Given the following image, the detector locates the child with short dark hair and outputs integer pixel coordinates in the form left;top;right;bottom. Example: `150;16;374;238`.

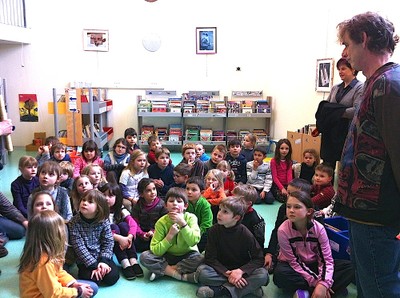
103;138;130;183
246;145;274;204
146;135;162;165
195;143;210;162
124;127;140;155
72;140;105;179
171;163;191;189
310;163;335;209
203;144;227;174
196;197;268;298
140;187;203;283
241;133;257;162
50;142;72;163
292;148;320;185
68;189;119;286
132;178;168;252
186;176;213;253
148;147;175;198
232;184;265;249
179;143;204;178
225;138;247;184
273;190;354;297
11;156;40;218
36;136;59;166
59;161;74;193
28;161;72;222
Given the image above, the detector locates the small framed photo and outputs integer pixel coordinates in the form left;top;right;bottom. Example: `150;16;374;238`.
83;29;109;52
196;27;217;54
316;58;334;92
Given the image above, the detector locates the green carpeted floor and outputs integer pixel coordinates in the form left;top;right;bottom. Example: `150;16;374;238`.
0;148;356;297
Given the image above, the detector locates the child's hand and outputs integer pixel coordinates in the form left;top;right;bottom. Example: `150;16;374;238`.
188;159;195;166
98;262;111;276
90;268;103;281
253;160;260;170
260;191;266;199
168;211;185;226
142;231;153;241
281;188;288;196
73;282;94;298
312;283;329;298
226;269;247;288
264;253;273;268
153;179;164;188
166;223;180;241
118;235;132;250
210;182;216;191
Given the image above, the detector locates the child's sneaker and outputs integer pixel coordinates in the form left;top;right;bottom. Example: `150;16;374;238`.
293;289;310;298
132;263;144;277
196;285;230;297
122;266;136;280
149;272;161;281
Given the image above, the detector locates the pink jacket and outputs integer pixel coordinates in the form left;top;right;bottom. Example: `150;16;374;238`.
277;219;334;289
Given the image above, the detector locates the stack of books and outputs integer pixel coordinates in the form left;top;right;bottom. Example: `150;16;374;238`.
156;127;168;141
256;100;270;113
141;125;155;142
227;101;240;113
185;126;200;141
241;100;253;113
226;130;238;142
213;130;225;142
200;129;213;141
253;129;268;143
169;124;183;141
168;97;182;113
138;100;151;112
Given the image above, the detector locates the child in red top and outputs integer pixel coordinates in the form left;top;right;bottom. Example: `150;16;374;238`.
270;138;293;203
310;163;335;209
216;160;235;196
146;135;162;165
203;169;226;223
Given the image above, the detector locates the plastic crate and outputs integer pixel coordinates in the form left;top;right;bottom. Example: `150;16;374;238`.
324;216;350;260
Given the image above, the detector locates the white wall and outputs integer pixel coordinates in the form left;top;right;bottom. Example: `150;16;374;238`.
1;0;399;146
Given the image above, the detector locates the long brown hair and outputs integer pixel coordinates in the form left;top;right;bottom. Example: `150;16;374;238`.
19;210;66;273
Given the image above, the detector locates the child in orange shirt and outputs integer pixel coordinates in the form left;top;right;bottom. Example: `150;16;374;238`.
203;169;226;223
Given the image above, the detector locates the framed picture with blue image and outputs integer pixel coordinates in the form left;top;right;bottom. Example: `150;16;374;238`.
196;27;217;54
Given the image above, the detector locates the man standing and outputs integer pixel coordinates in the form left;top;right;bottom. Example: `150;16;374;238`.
334;12;400;298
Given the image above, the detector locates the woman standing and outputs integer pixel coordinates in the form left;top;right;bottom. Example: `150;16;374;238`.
315;58;364;171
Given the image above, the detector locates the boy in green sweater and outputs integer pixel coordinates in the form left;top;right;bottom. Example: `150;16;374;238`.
140;187;203;282
186;176;213;253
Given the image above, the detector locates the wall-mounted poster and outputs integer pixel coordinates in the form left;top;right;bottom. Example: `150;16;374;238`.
19;94;38;122
316;58;334;92
83;29;109;52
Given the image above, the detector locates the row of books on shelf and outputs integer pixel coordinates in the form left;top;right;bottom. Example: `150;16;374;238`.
140;125;268;143
138;98;270;114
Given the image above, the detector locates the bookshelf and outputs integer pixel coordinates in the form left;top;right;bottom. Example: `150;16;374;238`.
138;90;183;147
49;88;113;148
137;90;272;148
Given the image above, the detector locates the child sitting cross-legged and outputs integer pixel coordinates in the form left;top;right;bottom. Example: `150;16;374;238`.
140;187;204;283
196;197;269;298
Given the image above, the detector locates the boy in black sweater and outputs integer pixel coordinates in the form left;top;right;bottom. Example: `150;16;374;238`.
196;197;268;298
225;139;247;184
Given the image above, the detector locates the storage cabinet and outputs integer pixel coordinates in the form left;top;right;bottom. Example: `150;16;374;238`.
287;131;321;163
49;88;113;148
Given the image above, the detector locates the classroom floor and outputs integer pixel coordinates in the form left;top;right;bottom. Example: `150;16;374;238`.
0;148;357;297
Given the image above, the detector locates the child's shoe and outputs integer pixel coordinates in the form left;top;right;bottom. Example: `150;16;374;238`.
293;289;310;298
149;272;161;281
0;246;8;258
196;285;230;297
132;263;144;277
122;266;136;280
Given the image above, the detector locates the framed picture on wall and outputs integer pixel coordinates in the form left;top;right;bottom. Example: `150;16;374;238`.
196;27;217;54
315;58;334;92
83;29;109;52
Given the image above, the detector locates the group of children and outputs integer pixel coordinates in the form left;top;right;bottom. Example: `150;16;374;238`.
2;128;355;298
